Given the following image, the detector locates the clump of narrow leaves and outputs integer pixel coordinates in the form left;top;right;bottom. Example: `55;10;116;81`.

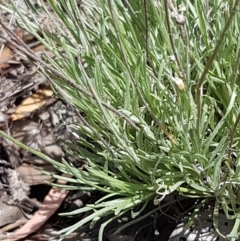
1;0;240;240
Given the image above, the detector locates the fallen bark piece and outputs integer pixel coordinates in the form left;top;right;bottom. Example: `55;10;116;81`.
2;187;68;241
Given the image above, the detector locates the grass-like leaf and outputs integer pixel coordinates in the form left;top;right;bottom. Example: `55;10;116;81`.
1;0;240;240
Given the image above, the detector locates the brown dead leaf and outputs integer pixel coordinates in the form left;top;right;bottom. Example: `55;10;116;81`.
32;44;48;53
11;87;53;121
0;40;23;76
0;44;13;70
15;28;23;40
0;28;24;71
0;27;47;73
22;33;35;43
22;31;48;52
17;163;55;186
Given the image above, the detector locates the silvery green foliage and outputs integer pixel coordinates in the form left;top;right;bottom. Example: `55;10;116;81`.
1;0;240;240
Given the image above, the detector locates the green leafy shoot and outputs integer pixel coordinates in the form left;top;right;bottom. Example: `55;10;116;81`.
1;0;240;240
